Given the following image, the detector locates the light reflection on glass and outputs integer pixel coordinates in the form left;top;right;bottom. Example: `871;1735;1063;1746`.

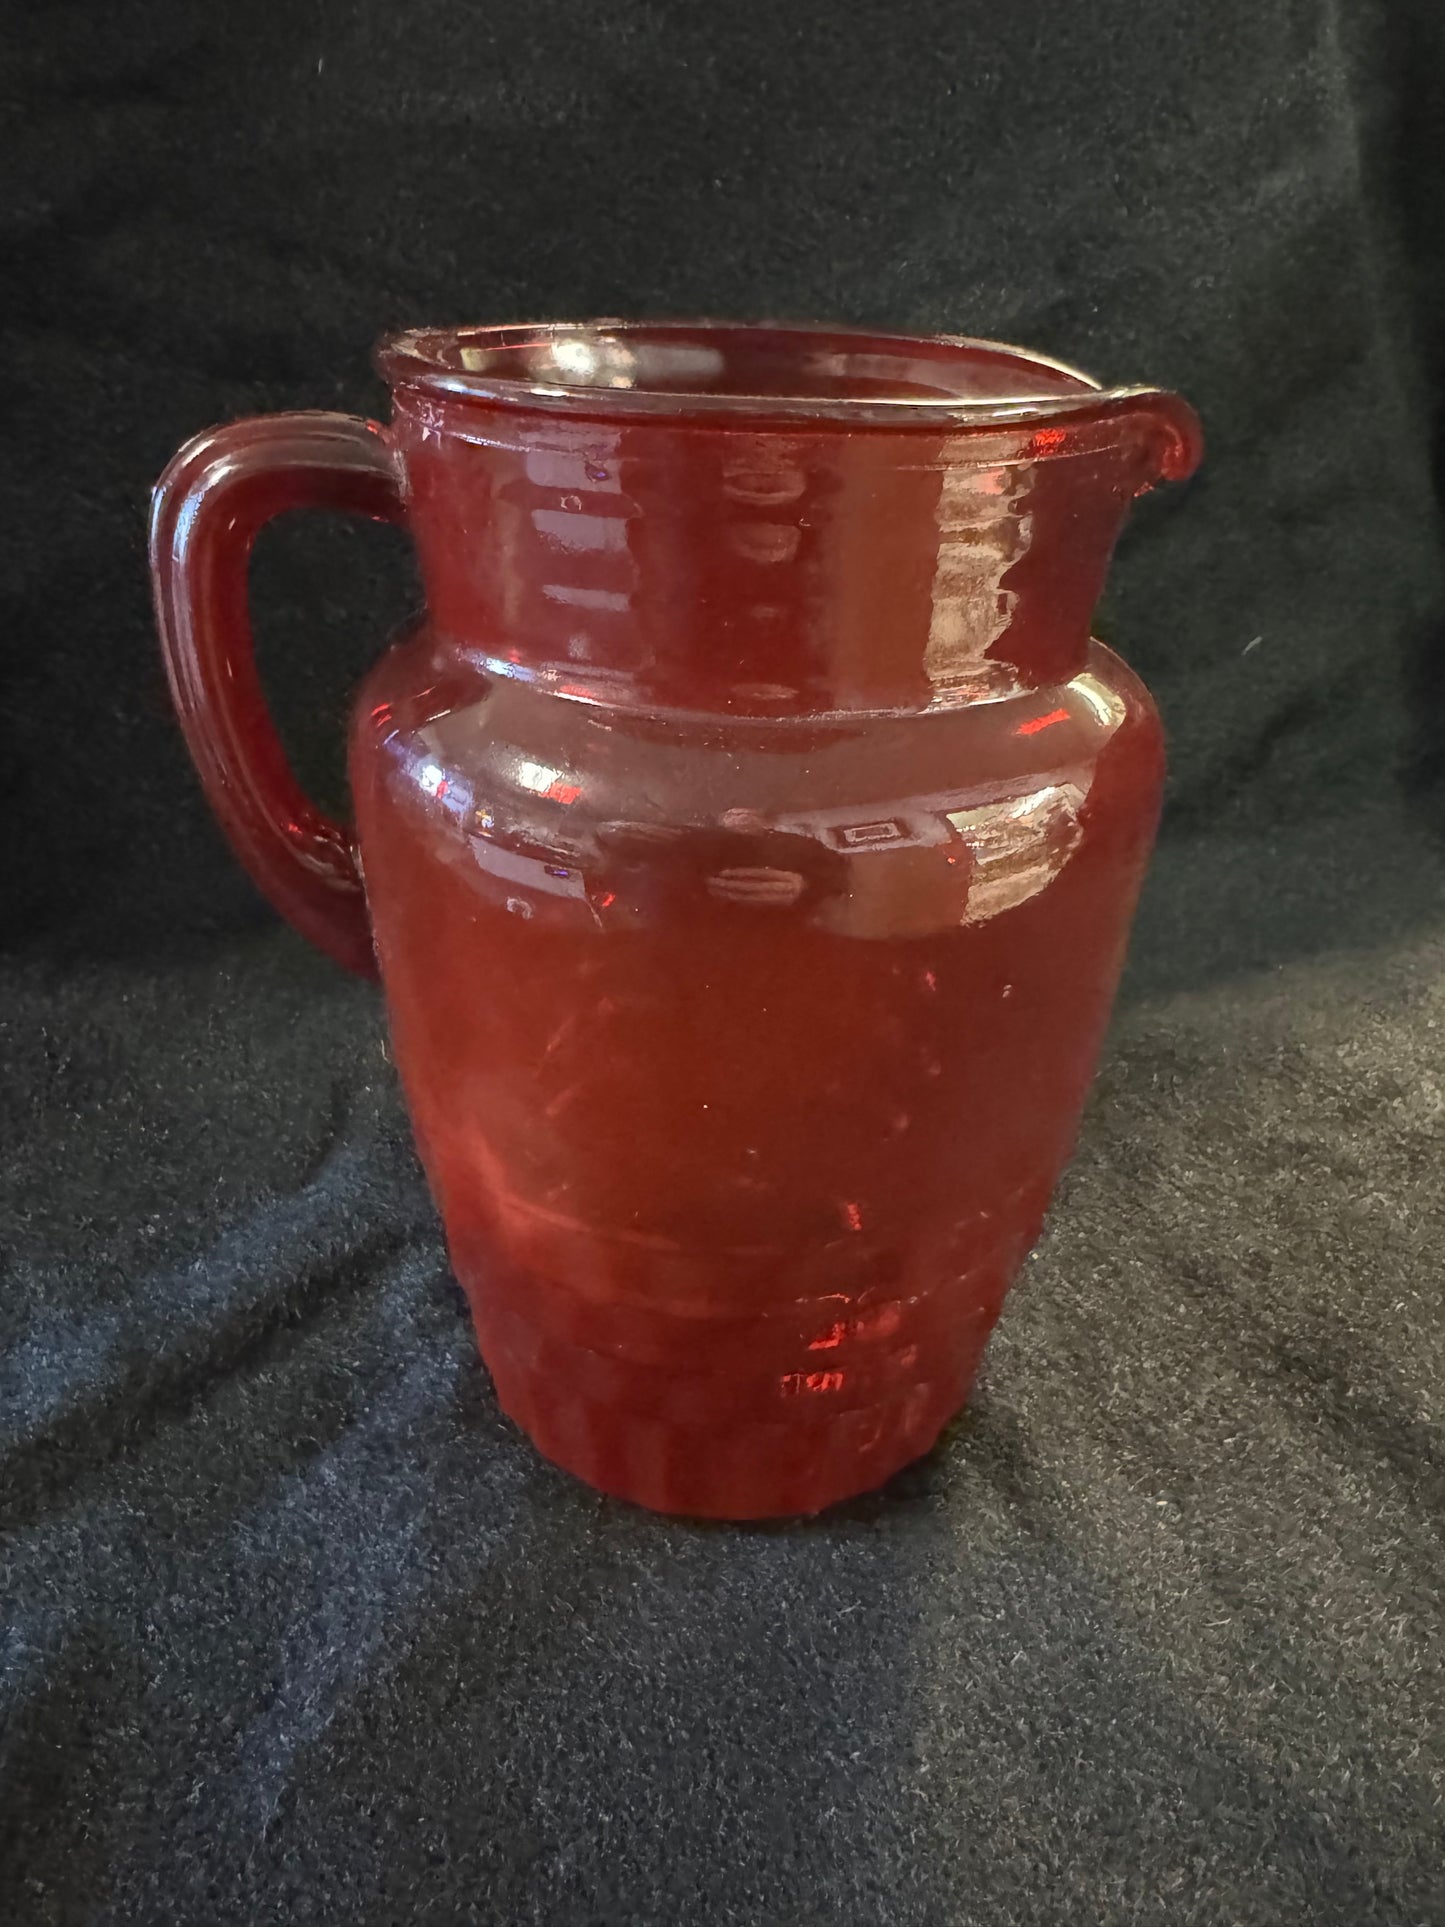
1014;705;1071;738
924;459;1032;697
780;1370;846;1396
515;759;564;795
531;508;628;554
472;841;589;902
551;337;602;383
947;783;1086;925
1069;670;1128;728
539;334;641;391
542;584;632;612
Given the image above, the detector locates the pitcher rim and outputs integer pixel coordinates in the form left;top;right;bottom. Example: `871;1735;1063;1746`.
373;317;1170;431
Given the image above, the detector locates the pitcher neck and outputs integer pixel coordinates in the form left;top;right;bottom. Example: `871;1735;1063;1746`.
389;388;1195;717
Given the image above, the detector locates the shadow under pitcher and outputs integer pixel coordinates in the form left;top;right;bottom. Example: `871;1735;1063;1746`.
149;320;1201;1518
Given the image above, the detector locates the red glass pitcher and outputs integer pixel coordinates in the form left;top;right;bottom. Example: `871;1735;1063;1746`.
149;321;1200;1517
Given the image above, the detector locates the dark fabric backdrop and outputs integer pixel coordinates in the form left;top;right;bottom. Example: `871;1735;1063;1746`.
3;2;1443;1921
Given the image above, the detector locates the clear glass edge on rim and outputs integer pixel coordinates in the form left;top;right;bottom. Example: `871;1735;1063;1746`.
372;317;1169;430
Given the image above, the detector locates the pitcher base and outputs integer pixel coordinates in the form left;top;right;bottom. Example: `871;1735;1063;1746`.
478;1324;988;1518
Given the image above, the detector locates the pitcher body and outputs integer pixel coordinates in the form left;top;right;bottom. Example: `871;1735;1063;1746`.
151;321;1200;1516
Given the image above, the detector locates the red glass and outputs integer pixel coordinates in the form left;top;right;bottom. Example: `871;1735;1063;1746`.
150;322;1201;1517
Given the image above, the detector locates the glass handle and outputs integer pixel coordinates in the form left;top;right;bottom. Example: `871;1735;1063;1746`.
148;412;406;977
